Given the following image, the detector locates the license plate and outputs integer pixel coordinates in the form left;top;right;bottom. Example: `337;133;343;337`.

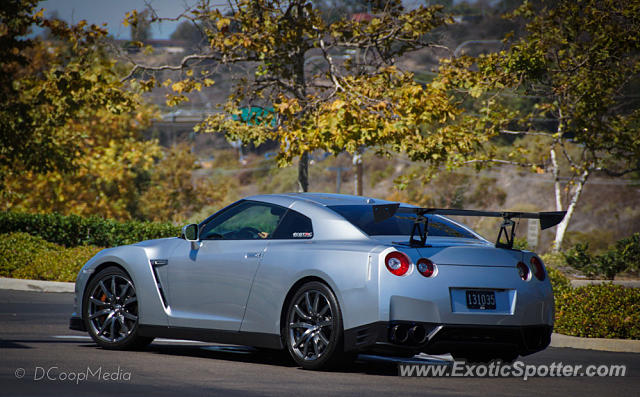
465;290;496;310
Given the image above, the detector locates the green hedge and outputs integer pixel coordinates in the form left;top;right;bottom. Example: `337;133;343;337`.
0;211;180;248
547;266;640;339
563;233;640;279
0;232;102;282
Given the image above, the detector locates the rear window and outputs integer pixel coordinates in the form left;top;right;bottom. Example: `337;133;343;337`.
328;205;477;239
271;210;313;239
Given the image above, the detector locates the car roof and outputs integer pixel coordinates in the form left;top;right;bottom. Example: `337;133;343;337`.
246;192;399;207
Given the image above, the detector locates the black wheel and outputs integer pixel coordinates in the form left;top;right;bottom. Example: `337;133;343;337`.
83;266;153;350
284;281;352;370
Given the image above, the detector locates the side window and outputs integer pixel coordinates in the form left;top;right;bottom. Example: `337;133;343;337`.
271;210;313;239
201;201;286;240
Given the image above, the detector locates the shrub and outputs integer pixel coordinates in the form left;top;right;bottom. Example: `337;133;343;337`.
13;245;103;282
546;265;572;295
0;232;58;277
542;258;639;340
564;243;602;278
0;211;180;248
563;230;614;254
615;233;640;273
563;233;640;279
554;283;640;339
540;252;565;268
512;237;529;251
0;232;102;282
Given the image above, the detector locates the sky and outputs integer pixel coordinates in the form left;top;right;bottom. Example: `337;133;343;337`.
37;0;444;40
39;0;202;40
37;0;466;40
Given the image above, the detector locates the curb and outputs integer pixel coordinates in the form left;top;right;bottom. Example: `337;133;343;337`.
0;277;74;293
1;277;639;353
550;333;640;353
570;280;640;288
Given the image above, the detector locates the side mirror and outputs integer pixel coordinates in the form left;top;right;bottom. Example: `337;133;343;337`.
182;224;199;242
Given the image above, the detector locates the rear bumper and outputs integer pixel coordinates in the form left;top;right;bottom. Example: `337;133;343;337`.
69;315;86;332
344;321;552;357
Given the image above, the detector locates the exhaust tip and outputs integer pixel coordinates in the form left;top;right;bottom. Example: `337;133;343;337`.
390;325;409;344
409;325;428;344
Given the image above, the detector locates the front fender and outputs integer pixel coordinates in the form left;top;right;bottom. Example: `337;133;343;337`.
74;244;174;327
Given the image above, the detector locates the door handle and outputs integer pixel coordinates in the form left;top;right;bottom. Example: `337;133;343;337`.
244;252;263;259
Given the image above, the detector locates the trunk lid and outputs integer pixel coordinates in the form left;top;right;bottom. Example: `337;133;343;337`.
414;244;522;267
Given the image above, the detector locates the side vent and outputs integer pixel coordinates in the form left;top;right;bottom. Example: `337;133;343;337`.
150;259;169;308
355;328;370;346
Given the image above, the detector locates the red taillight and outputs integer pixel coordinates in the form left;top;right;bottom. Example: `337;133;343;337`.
385;252;410;276
417;258;436;278
517;261;530;281
530;256;546;281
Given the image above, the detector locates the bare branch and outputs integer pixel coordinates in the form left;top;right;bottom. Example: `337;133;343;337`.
560;141;579;170
318;38;345;92
500;129;553;137
121;53;220;82
463;159;537;168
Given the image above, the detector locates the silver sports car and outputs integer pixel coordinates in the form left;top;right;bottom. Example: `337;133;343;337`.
70;193;565;369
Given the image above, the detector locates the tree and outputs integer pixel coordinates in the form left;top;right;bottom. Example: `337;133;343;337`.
312;0;395;23
0;0;143;190
2;104;162;220
170;20;204;45
139;144;229;223
129;8;152;42
1;1;232;222
124;0;489;192
437;0;640;251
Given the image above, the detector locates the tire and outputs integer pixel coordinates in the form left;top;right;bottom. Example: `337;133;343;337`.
283;281;352;370
83;266;153;350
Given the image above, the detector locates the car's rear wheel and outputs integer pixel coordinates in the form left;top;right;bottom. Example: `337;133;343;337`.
83;266;153;350
284;281;352;370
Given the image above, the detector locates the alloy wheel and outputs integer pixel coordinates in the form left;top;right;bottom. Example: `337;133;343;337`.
87;274;139;344
287;290;334;361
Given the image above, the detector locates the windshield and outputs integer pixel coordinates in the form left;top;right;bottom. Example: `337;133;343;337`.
328;205;478;239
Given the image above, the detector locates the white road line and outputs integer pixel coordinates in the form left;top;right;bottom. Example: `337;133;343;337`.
52;335;207;344
359;353;453;365
155;338;207;344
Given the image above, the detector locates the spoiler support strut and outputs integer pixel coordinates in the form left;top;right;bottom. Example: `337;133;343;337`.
372;204;566;250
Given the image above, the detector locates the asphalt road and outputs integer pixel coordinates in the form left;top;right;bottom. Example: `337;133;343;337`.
1;290;638;397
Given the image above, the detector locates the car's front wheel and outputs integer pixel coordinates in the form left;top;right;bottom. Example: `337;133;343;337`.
83;266;153;350
284;281;352;370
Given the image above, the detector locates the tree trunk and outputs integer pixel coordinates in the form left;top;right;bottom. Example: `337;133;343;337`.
550;146;563;211
297;152;309;192
552;168;590;252
353;150;363;196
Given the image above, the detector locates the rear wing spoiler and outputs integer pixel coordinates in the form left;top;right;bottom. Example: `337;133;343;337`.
372;204;566;249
